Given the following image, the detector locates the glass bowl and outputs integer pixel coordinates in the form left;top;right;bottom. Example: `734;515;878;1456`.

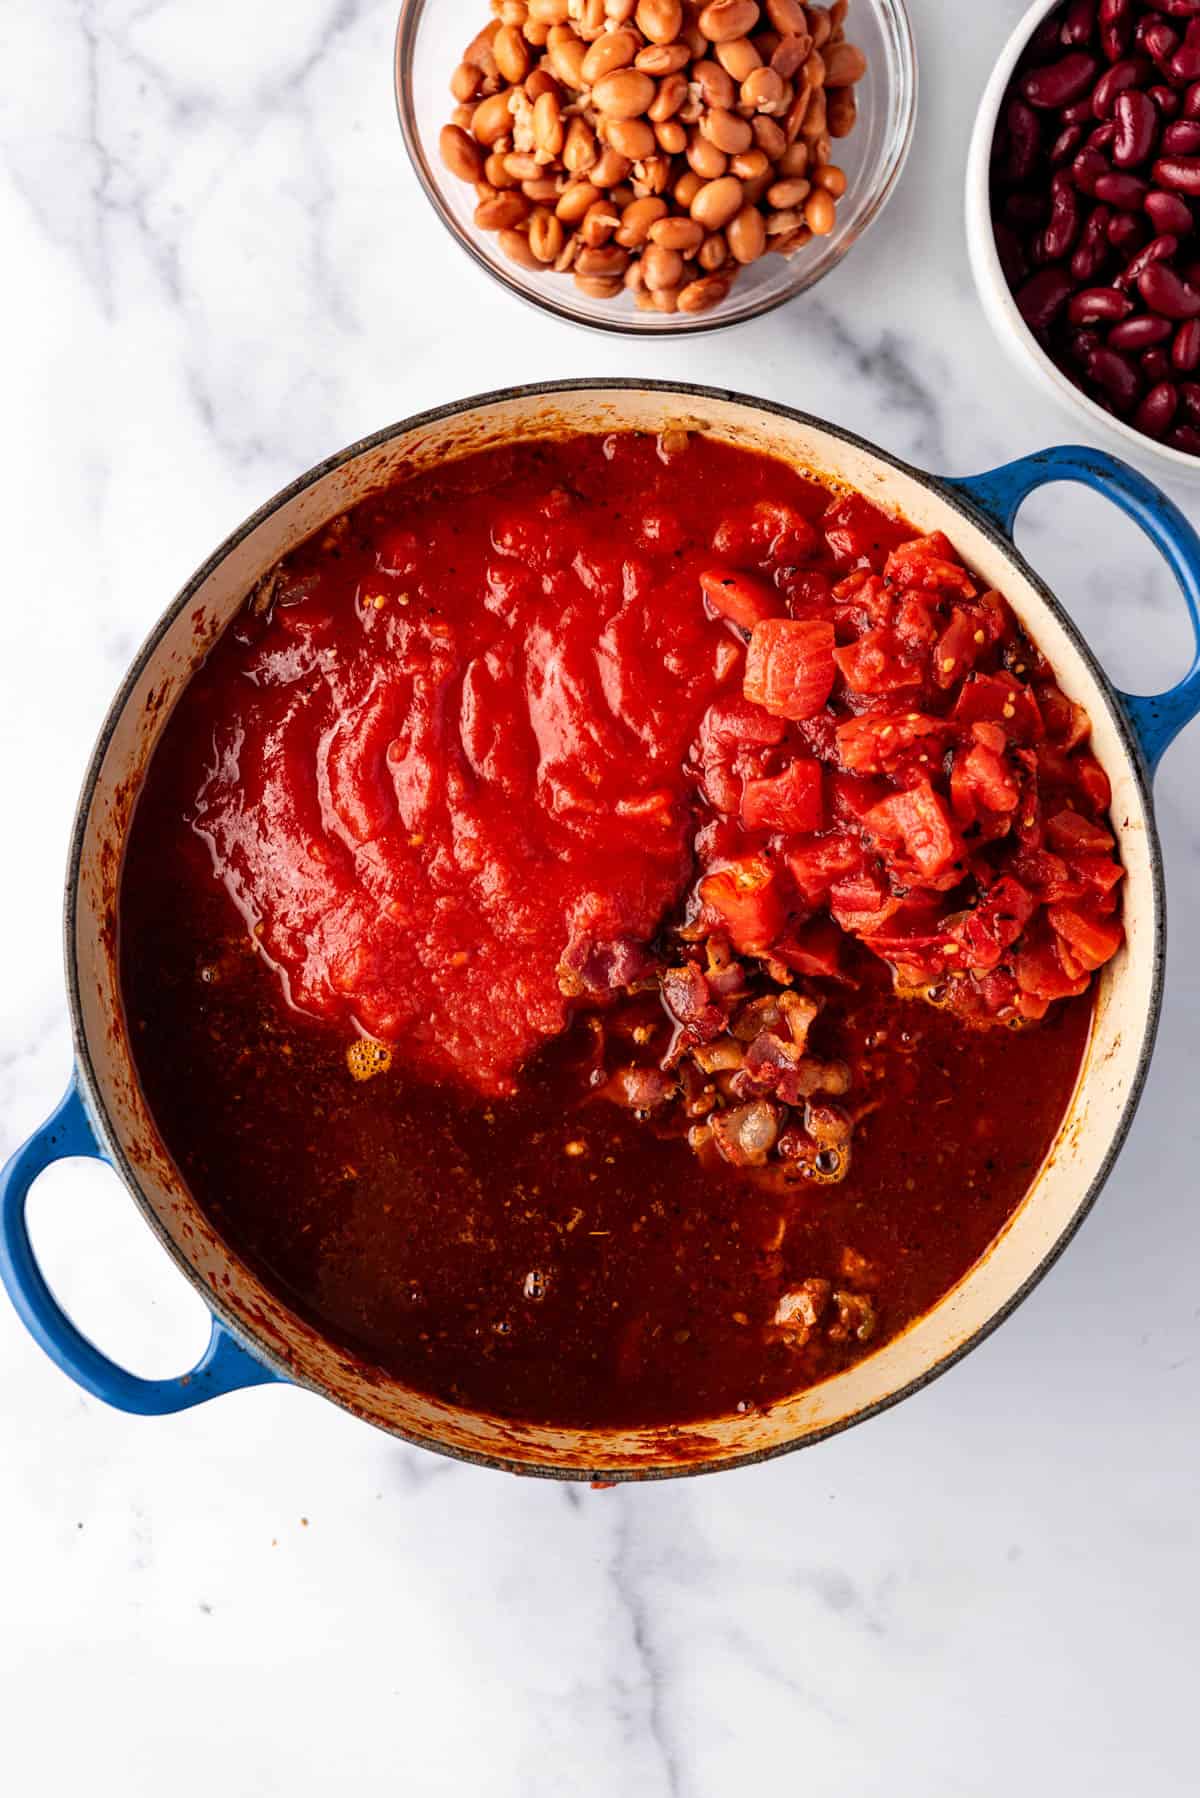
394;0;917;336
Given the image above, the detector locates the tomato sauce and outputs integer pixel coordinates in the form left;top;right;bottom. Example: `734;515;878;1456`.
119;432;1105;1429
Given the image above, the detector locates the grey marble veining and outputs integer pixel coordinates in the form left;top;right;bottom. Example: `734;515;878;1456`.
1;2;1198;1793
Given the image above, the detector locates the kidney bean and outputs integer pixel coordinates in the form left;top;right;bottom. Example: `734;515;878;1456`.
1016;266;1076;330
1005;97;1043;181
1095;170;1151;207
1179;379;1200;420
1051;121;1089;164
1063;0;1098;45
1139;259;1200;314
1173;315;1200;365
1108;209;1149;249
1138;19;1180;69
1091;343;1144;409
1108;311;1174;346
1185;80;1200;118
1113;89;1158;164
1134;381;1179;436
1066;326;1100;368
1154;153;1200;194
1140;346;1173;381
1006;190;1051;229
1100;0;1134;62
1145;188;1195;233
1069;284;1135;322
1089;120;1118;152
1072;202;1115;278
1040;170;1083;259
1074;145;1112;194
1021;52;1100;109
1168;423;1200;451
1162;121;1200;157
995;220;1031;287
1092;56;1150;116
1148;83;1182;118
1116;230;1179;287
1171;20;1200;78
1029;14;1071;60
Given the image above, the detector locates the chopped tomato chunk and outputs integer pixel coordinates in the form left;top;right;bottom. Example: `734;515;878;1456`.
1037;682;1091;750
699;567;782;631
823;494;912;572
829;865;899;935
884;531;978;598
1072;752;1112;815
1045;809;1115;855
933;608;983;689
953;671;1044;742
950;740;1020;825
786;833;864;901
1047;903;1124;974
772;916;846;979
744;619;837;720
740;757;824;835
863;780;965;882
698;858;785;953
833;627;924;695
835;711;951;774
714;500;820;565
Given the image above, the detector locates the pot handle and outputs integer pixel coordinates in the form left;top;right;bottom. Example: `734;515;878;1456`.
0;1078;283;1413
945;446;1200;774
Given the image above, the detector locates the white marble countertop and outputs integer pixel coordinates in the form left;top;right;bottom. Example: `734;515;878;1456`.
2;1;1198;1792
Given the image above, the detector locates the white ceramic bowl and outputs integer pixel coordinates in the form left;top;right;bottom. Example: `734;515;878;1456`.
965;0;1200;485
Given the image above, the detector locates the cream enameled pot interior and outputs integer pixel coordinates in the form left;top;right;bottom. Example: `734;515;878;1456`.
70;384;1160;1478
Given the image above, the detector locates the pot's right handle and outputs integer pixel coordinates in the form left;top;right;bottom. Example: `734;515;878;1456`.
0;1078;283;1413
945;446;1200;775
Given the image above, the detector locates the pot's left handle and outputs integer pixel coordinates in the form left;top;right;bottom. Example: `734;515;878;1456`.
0;1078;283;1413
945;445;1200;775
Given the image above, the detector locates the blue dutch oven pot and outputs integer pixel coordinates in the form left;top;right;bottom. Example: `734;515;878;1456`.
2;383;1198;1478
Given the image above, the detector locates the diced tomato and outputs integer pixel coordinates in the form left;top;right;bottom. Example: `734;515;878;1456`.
714;501;819;566
933;607;983;689
740;757;824;835
772;916;846;980
894;593;939;646
1048;902;1124;973
698;858;786;953
836;711;952;774
1068;854;1126;897
1045;809;1114;855
950;741;1020;826
833;627;924;695
699;567;782;631
883;531;977;599
829;864;899;935
696;698;787;812
831;772;889;822
744;619;837;720
1072;751;1112;815
785;832;864;900
780;569;835;616
1012;847;1086;904
951;877;1037;972
952;672;1044;742
977;589;1016;645
863;780;965;882
1036;682;1091;750
823;494;912;572
1016;936;1090;1006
